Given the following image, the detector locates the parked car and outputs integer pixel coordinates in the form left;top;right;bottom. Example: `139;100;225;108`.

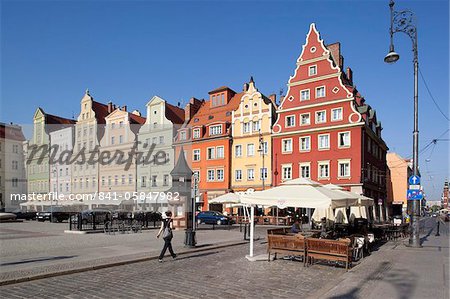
12;210;37;220
37;208;73;222
196;211;232;225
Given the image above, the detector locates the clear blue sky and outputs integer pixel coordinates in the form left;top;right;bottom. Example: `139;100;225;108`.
1;0;448;201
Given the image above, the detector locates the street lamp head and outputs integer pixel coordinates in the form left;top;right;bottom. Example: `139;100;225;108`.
384;50;400;64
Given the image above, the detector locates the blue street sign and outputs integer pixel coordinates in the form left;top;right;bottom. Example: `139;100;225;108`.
407;189;423;200
408;175;421;185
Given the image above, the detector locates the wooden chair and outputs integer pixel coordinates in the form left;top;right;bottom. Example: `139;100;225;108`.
305;238;353;270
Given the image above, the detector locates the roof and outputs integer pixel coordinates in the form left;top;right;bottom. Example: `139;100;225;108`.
45;113;76;125
208;86;233;95
129;113;146;125
0;123;25;141
91;100;111;124
186;92;244;127
165;102;185;124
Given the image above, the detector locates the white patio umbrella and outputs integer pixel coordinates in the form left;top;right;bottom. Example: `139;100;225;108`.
208;192;241;204
324;184;374;220
240;178;358;259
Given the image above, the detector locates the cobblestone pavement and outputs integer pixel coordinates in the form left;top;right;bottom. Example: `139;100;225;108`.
1;241;342;299
0;221;251;282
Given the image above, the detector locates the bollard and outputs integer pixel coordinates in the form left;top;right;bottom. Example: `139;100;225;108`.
93;213;96;231
435;220;440;236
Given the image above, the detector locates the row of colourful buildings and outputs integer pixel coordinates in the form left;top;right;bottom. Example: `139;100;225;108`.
2;24;400;220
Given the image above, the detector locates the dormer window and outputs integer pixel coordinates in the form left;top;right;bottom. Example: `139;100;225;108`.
209;125;222;136
180;131;187;140
193;129;200;139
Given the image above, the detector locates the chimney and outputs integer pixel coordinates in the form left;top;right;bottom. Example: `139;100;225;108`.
346;67;353;85
122;105;127;112
107;102;113;113
269;94;277;105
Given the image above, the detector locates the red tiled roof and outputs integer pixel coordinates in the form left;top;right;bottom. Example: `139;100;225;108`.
208;86;233;94
165;102;185;124
129;113;146;125
187;92;244;127
92;100;111;124
0;123;25;141
45;113;76;125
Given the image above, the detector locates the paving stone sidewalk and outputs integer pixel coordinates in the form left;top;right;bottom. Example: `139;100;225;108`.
310;217;449;299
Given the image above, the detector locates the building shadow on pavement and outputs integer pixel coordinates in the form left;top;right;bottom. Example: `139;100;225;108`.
0;255;77;266
328;261;418;299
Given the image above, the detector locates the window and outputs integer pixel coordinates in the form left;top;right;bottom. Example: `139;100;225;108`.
216;146;224;159
187;150;197;163
286;115;295;127
209;125;222;136
207;147;215;159
159;136;164;144
260;168;268;180
332;108;343;121
108;176;111;186
216;169;224;181
309;65;317;76
252;120;260;132
152;137;158;144
102;177;106;186
315;110;326;123
207;170;215;181
243;122;251;133
193;129;200;139
119;121;124;128
300;136;311;151
235;145;242;157
338;132;351;147
300;163;310;178
300;113;310;125
163;175;169;186
140;176;146;188
235;170;242;181
12;178;18;188
261;141;268;155
318;162;330;179
119;135;123;144
316;86;326;98
318;134;330;150
111;123;115;129
282;165;292;180
282;138;292;153
247;144;255;156
111;136;115;145
115;175;118;185
122;175;126;185
300;89;310;101
66;183;69;192
247;169;255;180
180;131;186;140
339;161;351;177
152;175;157;187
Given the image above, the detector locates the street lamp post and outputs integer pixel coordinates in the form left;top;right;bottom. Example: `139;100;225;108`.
384;0;421;247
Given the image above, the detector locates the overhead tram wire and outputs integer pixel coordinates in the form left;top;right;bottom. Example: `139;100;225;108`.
418;67;450;122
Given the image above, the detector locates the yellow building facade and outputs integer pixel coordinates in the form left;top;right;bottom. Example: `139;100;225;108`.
231;78;276;191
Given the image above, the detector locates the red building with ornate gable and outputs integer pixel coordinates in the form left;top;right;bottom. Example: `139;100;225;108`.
272;23;389;219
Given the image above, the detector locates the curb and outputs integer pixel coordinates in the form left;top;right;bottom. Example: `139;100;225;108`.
0;240;248;286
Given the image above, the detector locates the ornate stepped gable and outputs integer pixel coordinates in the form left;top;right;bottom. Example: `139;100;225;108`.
273;23;363;135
